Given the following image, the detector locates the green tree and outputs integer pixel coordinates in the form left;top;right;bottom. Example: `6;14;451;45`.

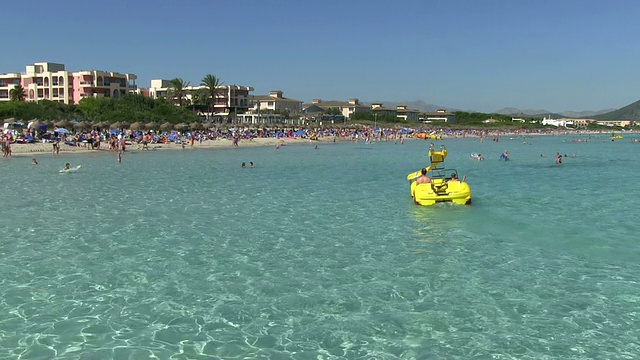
326;107;341;115
9;85;25;102
199;74;222;116
166;78;190;107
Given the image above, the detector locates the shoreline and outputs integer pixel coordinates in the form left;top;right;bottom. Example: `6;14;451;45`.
6;130;622;157
8;136;338;157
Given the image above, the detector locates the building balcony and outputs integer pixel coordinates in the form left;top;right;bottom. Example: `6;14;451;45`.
79;81;93;86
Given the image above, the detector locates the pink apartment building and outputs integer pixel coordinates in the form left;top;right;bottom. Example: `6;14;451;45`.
0;62;137;105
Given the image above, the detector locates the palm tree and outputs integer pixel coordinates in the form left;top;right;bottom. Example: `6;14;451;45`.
9;85;25;102
199;74;222;117
166;78;190;107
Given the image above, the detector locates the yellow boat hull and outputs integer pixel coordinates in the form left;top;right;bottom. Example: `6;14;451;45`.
410;178;472;206
415;133;442;140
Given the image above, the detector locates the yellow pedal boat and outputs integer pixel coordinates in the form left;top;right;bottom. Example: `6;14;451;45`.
407;146;472;206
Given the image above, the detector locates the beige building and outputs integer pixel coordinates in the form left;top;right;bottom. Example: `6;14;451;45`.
147;79;253;118
249;91;303;116
236;91;304;125
308;98;371;119
421;109;456;123
395;104;421;122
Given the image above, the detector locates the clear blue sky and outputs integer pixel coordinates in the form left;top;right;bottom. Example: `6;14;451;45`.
2;0;639;113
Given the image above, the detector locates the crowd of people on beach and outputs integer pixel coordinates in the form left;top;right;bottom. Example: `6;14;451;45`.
1;121;636;160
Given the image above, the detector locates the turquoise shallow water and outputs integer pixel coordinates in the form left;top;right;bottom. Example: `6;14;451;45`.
1;134;640;359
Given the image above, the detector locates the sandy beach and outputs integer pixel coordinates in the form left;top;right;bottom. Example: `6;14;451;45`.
6;128;615;157
7;136;338;156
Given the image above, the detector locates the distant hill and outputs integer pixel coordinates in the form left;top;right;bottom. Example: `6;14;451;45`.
367;99;637;119
592;99;640;120
562;109;616;118
495;107;552;116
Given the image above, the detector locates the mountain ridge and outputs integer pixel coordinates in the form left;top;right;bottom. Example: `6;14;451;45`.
368;99;637;119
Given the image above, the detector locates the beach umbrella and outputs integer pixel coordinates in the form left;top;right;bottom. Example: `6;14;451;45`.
55;120;71;128
28;119;41;129
204;122;216;129
3;117;16;126
129;121;144;130
73;121;91;130
190;122;204;130
54;128;70;134
174;123;188;130
10;121;25;129
160;122;174;131
145;122;159;130
94;121;109;129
